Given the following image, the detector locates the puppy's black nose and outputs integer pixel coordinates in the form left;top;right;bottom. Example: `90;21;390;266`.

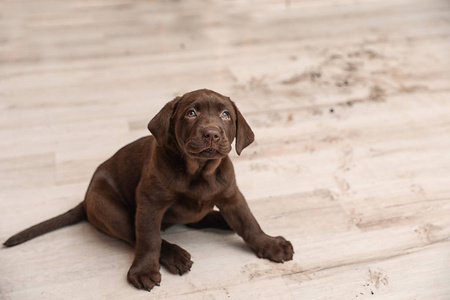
203;128;221;143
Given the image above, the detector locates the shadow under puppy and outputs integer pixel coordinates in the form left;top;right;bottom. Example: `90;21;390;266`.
4;89;294;291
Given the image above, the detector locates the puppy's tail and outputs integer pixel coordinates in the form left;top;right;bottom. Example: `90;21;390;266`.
3;202;86;247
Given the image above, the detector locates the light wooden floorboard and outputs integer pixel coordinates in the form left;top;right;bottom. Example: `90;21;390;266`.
1;0;450;299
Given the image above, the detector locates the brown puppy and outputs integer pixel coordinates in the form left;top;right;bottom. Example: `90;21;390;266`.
4;89;294;291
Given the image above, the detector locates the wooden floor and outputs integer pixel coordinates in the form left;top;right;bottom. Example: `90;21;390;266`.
1;0;450;299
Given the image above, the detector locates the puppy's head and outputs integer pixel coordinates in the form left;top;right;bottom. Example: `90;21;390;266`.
148;89;254;159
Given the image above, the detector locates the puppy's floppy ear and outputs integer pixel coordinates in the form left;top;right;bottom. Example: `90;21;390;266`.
148;96;180;146
232;101;255;155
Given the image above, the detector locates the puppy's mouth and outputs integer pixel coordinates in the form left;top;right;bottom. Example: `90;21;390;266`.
196;147;220;158
185;137;231;159
201;148;217;155
200;148;222;157
188;147;225;159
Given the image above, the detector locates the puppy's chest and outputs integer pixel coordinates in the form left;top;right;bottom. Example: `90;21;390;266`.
164;193;215;224
163;178;224;224
175;173;226;199
176;181;222;205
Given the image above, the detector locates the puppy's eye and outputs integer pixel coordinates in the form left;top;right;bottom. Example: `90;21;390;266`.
186;109;197;118
221;111;231;120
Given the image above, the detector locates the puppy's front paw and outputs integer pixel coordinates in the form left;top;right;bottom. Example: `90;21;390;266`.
127;264;162;291
254;236;294;263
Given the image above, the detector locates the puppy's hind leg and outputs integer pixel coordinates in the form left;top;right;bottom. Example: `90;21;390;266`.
86;181;194;276
84;180;136;246
186;211;232;231
160;240;193;275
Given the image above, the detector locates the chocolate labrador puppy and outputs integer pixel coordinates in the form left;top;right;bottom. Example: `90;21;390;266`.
4;89;294;291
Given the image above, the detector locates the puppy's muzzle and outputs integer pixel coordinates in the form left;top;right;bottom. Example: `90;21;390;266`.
202;127;221;144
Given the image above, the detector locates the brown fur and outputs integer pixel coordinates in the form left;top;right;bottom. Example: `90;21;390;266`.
4;89;294;291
